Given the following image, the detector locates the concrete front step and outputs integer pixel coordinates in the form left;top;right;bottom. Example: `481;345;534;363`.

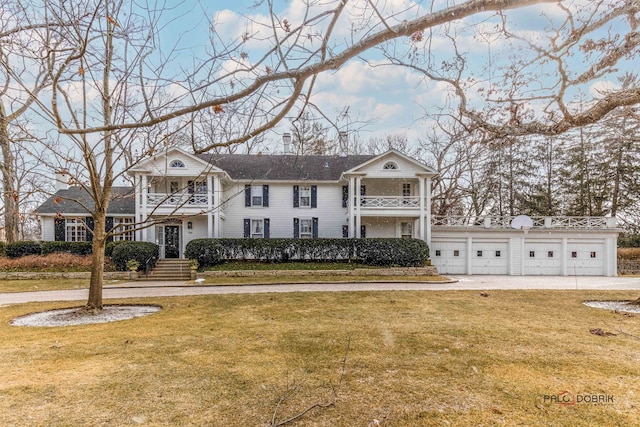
143;259;193;280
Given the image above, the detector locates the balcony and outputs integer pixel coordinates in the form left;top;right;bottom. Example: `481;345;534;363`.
358;196;421;208
147;193;209;208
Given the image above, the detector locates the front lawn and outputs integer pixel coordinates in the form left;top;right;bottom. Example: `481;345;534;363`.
205;261;378;271
1;290;639;426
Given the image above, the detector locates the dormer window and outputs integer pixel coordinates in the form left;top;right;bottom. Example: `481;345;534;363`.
383;161;398;170
170;159;185;168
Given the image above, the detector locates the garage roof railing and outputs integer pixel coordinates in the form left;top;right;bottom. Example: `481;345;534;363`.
431;216;617;229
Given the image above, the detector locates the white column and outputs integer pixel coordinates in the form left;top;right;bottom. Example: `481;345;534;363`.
466;236;473;275
419;177;425;241
207;175;213;238
355;176;362;238
348;177;355;238
135;175;142;241
141;174;148;242
561;238;568;276
426;177;432;247
213;175;221;238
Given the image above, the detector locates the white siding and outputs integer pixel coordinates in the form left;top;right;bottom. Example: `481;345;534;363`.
221;183;346;238
41;217;55;241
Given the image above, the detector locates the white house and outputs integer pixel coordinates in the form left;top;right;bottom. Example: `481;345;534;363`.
35;147;620;276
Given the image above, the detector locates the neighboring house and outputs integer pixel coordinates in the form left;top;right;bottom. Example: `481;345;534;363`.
34;147;620;276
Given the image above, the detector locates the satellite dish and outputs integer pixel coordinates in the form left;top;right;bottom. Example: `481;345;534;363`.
511;215;533;230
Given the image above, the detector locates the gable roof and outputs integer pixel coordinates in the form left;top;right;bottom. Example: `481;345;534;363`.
342;149;438;176
198;153;376;181
34;186;135;215
129;146;225;174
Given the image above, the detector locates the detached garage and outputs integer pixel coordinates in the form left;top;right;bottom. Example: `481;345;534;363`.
430;216;619;277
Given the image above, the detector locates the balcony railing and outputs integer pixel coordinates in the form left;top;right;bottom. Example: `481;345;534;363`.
147;193;209;207
357;196;421;208
432;215;617;230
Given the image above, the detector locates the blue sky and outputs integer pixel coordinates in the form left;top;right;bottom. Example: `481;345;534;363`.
148;0;628;152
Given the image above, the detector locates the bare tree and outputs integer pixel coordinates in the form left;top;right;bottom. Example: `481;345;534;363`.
0;0;55;242
17;0;639;309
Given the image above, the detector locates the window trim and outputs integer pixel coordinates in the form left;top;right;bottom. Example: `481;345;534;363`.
169;159;185;168
299;186;311;208
112;217;135;241
251;185;263;207
383;161;398;170
251;219;264;238
65;218;87;242
299;218;313;239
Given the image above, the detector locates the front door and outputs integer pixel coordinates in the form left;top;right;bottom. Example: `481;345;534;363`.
164;226;180;258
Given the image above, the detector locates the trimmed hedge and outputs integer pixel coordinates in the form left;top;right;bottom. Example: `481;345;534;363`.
41;241;93;256
354;238;430;267
184;239;224;267
111;242;159;271
185;238;429;267
619;234;640;248
6;241;43;258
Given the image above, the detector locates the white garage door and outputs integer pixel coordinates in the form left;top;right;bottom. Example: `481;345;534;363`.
524;241;562;275
431;241;467;275
567;241;605;276
471;241;509;275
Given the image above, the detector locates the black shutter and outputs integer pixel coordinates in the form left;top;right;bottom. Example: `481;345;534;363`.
312;217;319;238
311;185;317;208
188;180;194;194
105;217;114;243
85;217;94;242
342;225;348;238
264;218;270;238
360;225;366;238
245;185;251;207
293;185;299;208
293;218;300;239
360;185;366;206
263;185;269;207
342;186;348;208
244;219;250;238
54;218;65;241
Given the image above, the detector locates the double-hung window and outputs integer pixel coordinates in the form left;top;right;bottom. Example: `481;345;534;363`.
251;219;264;238
299;219;313;239
245;185;269;207
251;186;263;206
400;221;413;239
299;186;311;207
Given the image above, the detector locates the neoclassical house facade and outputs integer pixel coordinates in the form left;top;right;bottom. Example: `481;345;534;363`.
35;147;620;276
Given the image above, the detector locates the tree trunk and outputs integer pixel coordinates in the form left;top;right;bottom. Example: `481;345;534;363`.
87;210;107;309
0;103;18;243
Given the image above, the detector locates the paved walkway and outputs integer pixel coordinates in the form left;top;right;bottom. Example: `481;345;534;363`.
1;275;640;306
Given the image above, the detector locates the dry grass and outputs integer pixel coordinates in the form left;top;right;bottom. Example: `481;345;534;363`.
0;253;114;272
617;248;640;260
2;290;640;426
201;275;449;286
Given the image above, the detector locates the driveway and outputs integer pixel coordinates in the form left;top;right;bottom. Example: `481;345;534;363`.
2;275;640;306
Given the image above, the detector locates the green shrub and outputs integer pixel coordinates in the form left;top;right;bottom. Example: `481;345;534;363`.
185;239;224;267
184;238;429;267
6;241;43;258
618;234;640;248
105;240;128;257
355;238;429;267
111;241;159;271
41;241;93;256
